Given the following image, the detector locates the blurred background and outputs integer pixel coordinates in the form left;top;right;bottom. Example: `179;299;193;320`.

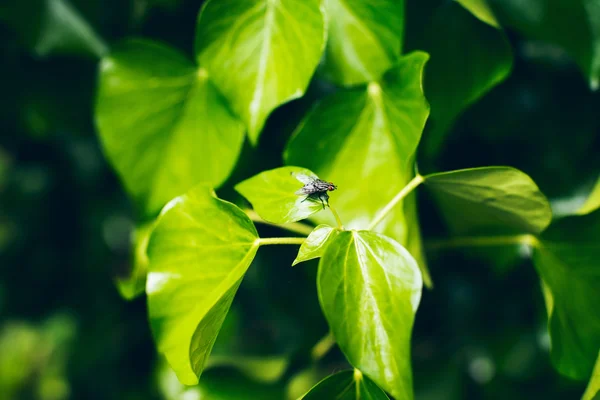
0;0;598;399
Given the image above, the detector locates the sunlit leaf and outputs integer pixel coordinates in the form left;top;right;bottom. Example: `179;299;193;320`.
205;355;288;383
420;2;512;158
96;40;245;217
147;185;259;385
424;167;552;234
302;369;389;399
577;176;600;215
292;225;337;266
489;0;600;89
0;0;107;58
115;222;153;301
583;351;600;400
533;210;600;380
195;0;326;142
318;230;422;399
235;166;332;224
321;0;403;86
285;51;429;246
456;0;499;28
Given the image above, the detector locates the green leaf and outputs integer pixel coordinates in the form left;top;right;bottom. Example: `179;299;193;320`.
147;185;259;385
583;351;600;400
235;166;330;224
195;0;326;142
0;0;107;58
420;2;512;158
115;222;153;301
533;210;600;380
489;0;600;89
321;0;403;86
577;176;600;215
302;369;389;399
285;52;429;245
318;230;422;399
205;355;288;383
96;40;245;217
424;167;552;235
456;0;500;28
292;225;337;266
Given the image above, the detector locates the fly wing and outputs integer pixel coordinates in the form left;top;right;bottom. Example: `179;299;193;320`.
291;172;315;185
295;188;308;195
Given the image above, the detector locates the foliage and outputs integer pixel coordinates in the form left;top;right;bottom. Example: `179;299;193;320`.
1;0;599;399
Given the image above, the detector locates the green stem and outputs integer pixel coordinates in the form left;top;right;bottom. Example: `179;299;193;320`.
329;205;344;230
426;234;539;251
257;237;306;246
245;209;314;236
310;331;335;361
368;174;424;230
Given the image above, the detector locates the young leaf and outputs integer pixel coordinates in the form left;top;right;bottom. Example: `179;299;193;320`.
301;369;389;399
533;210;600;380
292;225;337;266
318;230;422;399
489;0;600;90
321;0;403;86
577;176;600;215
146;185;259;385
115;222;153;301
285;52;429;245
583;351;600;400
195;0;326;142
235;166;330;224
424;167;552;234
420;2;512;158
456;0;500;28
96;40;245;217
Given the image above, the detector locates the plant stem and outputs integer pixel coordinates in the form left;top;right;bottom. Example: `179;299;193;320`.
311;331;335;361
245;209;314;236
257;237;306;246
368;174;424;230
426;234;539;251
329;205;344;230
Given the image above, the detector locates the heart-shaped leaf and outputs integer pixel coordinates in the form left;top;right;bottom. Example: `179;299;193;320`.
533;210;600;380
292;225;338;266
420;2;512;158
96;39;245;217
285;51;429;246
195;0;326;142
583;351;600;400
302;369;389;399
147;185;259;385
318;230;422;399
235;166;333;224
424;167;552;234
321;0;403;86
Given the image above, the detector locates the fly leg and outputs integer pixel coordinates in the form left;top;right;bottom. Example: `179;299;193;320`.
301;195;310;203
318;193;328;209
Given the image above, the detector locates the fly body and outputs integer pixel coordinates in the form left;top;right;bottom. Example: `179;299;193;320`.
292;172;337;209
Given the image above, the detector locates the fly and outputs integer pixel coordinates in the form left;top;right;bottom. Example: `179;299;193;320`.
292;172;337;209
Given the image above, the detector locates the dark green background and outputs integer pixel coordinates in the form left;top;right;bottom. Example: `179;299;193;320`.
0;0;598;398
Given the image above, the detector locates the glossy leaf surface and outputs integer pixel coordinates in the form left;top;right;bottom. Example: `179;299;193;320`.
318;230;422;399
322;0;403;86
196;0;326;142
424;167;552;234
147;185;259;385
293;225;337;266
286;52;429;245
96;40;245;216
421;2;512;157
235;166;330;224
302;369;389;399
533;210;600;380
